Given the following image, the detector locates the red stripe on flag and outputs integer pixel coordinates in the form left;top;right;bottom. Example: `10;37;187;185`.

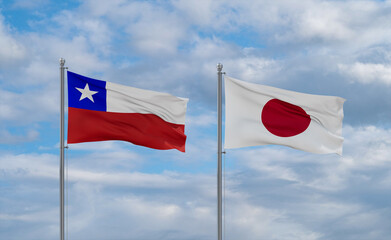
67;107;186;152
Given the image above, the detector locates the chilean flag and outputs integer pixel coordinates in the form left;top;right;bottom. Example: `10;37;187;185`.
67;71;188;152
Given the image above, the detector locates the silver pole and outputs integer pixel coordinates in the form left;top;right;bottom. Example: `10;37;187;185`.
59;58;65;240
217;63;223;240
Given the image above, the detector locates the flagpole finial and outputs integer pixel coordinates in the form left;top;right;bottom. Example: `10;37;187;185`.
59;58;65;66
217;63;223;72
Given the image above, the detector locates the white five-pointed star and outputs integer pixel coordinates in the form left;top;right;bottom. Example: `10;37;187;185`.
75;83;98;102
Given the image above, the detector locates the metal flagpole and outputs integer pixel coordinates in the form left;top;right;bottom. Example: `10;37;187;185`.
217;63;223;240
59;58;66;240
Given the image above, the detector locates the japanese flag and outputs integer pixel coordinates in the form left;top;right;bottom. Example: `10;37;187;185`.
224;76;345;155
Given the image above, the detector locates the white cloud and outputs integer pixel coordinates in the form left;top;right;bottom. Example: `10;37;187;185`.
172;0;237;30
0;153;58;179
173;0;216;26
67;141;126;151
223;55;281;83
75;0;189;56
0;209;56;223
293;2;354;42
24;34;110;79
69;170;188;188
339;62;391;85
186;112;216;127
228;125;391;192
52;10;113;56
0;129;39;144
10;0;50;9
0;88;58;124
0;16;25;64
63;182;216;240
125;6;187;56
189;0;389;51
343;125;391;166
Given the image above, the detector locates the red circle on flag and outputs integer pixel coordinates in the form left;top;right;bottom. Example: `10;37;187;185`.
261;99;311;137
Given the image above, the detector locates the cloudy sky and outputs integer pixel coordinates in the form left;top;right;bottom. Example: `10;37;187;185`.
1;0;391;239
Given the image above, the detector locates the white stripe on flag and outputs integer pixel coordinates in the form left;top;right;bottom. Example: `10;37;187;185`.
106;81;188;125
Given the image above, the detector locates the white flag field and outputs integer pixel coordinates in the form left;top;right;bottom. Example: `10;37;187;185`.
224;76;346;155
